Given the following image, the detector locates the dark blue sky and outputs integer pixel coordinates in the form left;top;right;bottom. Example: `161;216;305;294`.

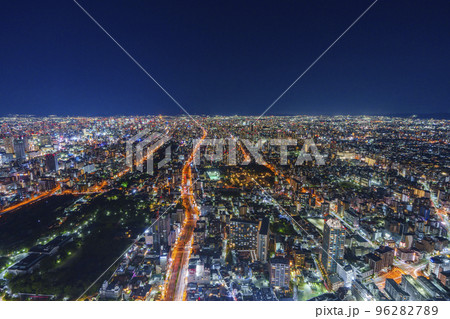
1;0;449;116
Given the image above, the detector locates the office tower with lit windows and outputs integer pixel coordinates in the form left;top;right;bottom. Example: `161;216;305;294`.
4;137;15;154
257;218;270;262
39;135;52;147
229;218;259;251
321;218;345;273
45;153;58;172
14;139;26;162
269;257;290;289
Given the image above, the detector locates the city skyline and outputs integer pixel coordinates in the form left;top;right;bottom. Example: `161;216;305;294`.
1;114;449;302
1;0;450;313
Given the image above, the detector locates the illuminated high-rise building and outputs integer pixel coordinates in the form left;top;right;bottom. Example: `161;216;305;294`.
321;218;345;273
14;139;26;162
229;218;259;251
45;153;58;172
4;137;15;154
269;257;290;289
257;218;270;262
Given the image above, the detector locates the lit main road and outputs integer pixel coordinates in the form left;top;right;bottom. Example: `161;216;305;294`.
420;180;450;239
373;259;427;290
0;184;61;216
163;128;206;301
394;259;428;278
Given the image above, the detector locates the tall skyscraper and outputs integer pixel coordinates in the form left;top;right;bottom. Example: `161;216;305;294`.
14;139;26;162
257;217;270;262
321;218;345;273
45;153;59;172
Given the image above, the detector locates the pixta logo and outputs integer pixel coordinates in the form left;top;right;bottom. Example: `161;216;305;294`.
126;129;171;175
192;138;325;166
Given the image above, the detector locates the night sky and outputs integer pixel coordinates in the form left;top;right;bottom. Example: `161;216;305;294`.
1;0;449;117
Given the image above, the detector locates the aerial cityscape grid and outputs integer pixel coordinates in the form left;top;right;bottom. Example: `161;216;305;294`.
0;115;449;302
0;0;449;309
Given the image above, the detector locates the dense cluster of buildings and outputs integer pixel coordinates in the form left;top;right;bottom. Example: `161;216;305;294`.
1;115;449;301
